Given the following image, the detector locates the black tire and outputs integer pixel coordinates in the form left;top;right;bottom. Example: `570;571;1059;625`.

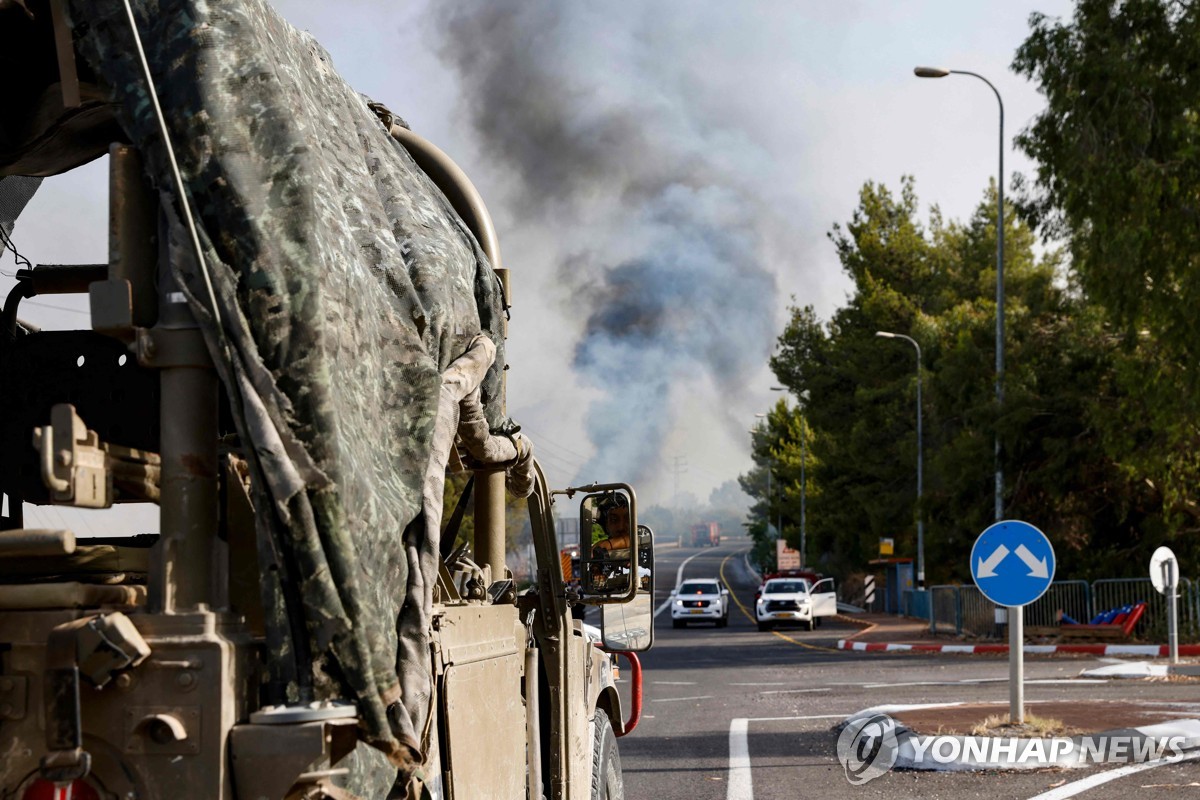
757;621;771;632
591;712;624;800
672;619;684;629
717;614;728;629
804;620;814;631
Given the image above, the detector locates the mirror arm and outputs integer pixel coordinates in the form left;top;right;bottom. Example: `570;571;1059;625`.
526;461;568;617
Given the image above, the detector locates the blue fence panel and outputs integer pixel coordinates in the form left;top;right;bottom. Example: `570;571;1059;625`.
907;589;931;621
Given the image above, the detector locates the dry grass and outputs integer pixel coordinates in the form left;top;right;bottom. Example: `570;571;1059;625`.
969;712;1080;737
1160;673;1200;683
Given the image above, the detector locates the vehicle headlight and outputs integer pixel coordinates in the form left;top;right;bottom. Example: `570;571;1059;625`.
675;600;684;606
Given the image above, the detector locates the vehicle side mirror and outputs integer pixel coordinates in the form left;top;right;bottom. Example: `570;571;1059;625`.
668;588;677;596
577;484;637;603
721;588;729;596
601;526;654;652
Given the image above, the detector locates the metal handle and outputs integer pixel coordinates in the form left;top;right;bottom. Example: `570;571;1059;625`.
612;651;642;737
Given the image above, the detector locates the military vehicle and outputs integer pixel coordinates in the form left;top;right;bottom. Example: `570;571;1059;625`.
0;1;653;797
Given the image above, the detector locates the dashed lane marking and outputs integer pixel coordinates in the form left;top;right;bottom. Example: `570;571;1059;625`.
729;682;788;686
861;678;1108;689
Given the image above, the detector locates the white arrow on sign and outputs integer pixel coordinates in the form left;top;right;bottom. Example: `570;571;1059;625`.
1014;544;1050;579
977;544;1010;579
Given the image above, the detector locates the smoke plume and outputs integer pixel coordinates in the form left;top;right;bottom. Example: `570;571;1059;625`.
431;2;782;488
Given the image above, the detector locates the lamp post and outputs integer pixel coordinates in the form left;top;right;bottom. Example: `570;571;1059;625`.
914;65;1004;523
874;332;923;589
915;64;1021;722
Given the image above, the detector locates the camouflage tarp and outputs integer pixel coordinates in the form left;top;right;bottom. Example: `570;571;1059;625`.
67;0;508;789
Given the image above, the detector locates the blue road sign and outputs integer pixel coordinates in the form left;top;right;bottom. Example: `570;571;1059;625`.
970;520;1055;607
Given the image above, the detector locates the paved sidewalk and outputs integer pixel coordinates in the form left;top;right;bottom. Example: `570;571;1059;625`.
839;613;939;643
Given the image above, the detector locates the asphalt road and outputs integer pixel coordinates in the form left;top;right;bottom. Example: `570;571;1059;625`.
612;536;1200;800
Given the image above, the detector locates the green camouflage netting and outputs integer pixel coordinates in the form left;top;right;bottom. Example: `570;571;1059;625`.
68;0;508;789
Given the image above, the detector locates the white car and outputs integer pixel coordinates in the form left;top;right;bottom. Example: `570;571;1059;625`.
756;577;825;631
670;579;730;628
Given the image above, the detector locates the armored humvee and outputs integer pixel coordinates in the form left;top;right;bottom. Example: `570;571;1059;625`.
0;1;654;797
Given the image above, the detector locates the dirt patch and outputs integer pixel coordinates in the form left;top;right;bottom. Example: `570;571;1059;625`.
893;700;1193;736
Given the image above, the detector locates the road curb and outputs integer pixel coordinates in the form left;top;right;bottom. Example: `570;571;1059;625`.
838;704;1200;772
836;640;1200;656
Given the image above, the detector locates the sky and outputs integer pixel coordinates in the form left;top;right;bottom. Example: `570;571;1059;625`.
3;0;1076;529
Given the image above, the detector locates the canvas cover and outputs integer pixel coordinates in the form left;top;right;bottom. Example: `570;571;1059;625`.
62;0;511;788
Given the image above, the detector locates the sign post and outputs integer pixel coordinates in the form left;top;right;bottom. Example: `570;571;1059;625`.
970;520;1055;726
1150;546;1180;665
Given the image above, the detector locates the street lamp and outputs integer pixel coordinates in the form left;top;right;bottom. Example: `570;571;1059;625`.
914;65;1004;523
770;386;805;567
875;332;923;590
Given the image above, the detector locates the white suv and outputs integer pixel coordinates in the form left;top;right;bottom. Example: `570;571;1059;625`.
670;579;730;628
756;578;815;631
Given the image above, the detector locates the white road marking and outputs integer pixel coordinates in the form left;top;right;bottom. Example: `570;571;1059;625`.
729;682;788;686
743;552;762;582
727;718;752;800
1026;679;1108;685
861;678;1107;689
727;714;853;800
651;695;714;703
750;715;848;721
758;688;830;695
1026;750;1200;799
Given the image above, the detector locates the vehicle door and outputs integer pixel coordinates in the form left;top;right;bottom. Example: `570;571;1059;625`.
810;577;838;618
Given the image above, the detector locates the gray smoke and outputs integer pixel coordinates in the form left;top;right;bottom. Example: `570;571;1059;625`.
431;1;780;487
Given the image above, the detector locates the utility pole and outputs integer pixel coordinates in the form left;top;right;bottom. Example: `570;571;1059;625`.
670;455;688;512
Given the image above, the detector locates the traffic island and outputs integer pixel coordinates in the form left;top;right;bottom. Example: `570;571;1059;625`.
1079;661;1200;680
834;701;1200;774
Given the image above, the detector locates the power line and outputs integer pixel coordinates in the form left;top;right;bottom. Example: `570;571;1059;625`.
522;428;590;464
670;456;688;511
23;300;90;316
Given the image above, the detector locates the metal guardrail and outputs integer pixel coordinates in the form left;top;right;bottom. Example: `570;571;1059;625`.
1026;580;1090;628
922;578;1198;642
959;586;997;638
930;585;960;634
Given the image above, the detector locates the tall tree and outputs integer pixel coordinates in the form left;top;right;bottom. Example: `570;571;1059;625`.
1013;0;1200;540
1013;0;1200;363
766;179;1149;582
